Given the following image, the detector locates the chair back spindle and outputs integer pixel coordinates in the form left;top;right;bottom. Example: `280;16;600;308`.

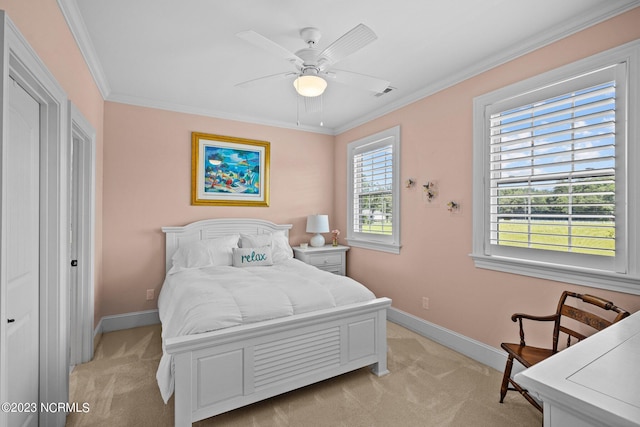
552;291;628;353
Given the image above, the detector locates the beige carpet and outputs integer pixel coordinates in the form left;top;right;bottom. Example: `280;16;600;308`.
66;322;542;426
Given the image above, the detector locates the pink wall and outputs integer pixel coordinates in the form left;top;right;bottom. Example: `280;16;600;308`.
334;8;640;349
4;0;638;349
0;0;105;325
101;103;334;316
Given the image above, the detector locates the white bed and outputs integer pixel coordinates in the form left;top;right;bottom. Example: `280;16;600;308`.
157;218;391;426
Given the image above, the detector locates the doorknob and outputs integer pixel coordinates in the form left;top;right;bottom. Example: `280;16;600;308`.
7;318;15;323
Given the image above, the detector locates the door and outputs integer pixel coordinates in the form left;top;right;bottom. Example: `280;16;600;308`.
67;106;96;367
69;135;80;367
6;77;40;427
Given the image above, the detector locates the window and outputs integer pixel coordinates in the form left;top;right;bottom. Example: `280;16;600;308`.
472;41;639;294
491;81;616;258
347;126;401;254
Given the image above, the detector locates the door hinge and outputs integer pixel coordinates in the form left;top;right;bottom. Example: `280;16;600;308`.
71;260;78;267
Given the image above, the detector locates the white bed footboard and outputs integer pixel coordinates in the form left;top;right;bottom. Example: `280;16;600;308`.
168;297;391;426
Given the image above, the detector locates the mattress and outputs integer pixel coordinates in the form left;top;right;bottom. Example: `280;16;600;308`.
155;258;376;402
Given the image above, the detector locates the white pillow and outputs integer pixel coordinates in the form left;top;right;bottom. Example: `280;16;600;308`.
168;234;239;274
240;233;271;248
240;231;293;263
232;247;273;267
169;241;212;273
202;234;240;266
271;231;294;262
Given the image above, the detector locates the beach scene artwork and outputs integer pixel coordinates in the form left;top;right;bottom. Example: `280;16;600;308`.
191;132;270;206
204;145;261;194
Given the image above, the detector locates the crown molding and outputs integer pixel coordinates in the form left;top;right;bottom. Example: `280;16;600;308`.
57;0;110;99
106;92;334;135
57;0;639;136
335;1;640;134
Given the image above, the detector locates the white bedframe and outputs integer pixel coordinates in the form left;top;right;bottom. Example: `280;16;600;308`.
162;218;391;426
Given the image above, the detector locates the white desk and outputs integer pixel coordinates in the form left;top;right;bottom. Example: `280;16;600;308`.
515;310;640;427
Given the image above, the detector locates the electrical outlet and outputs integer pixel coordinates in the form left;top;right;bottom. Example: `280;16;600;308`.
422;297;429;310
146;289;154;300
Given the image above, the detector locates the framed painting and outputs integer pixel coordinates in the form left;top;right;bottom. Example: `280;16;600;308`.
191;132;270;206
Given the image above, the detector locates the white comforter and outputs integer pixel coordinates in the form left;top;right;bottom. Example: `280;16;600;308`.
156;258;375;402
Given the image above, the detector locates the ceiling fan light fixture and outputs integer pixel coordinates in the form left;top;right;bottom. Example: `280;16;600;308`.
293;75;327;97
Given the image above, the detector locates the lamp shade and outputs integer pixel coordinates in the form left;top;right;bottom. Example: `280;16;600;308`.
306;215;330;233
306;214;330;247
293;75;327;97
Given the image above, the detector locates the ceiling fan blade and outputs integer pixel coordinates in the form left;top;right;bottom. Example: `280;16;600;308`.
324;69;390;93
236;30;303;68
318;24;377;68
236;72;297;88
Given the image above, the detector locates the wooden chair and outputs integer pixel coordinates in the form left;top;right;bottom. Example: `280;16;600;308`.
499;290;630;412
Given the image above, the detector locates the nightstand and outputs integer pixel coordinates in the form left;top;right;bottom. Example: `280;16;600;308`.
293;244;349;276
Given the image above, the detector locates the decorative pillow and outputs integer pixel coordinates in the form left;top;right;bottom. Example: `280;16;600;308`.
232;247;273;267
240;231;293;263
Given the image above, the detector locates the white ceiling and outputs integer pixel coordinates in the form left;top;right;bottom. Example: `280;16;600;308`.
59;0;639;135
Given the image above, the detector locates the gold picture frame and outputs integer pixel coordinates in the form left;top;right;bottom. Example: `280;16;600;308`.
191;132;270;206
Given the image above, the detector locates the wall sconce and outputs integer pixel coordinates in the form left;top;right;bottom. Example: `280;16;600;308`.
405;178;415;188
423;181;437;202
447;201;460;212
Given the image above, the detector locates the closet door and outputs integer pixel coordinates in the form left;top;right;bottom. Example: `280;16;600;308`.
6;77;40;427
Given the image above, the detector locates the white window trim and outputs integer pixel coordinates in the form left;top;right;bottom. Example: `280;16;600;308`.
346;126;401;254
472;39;640;295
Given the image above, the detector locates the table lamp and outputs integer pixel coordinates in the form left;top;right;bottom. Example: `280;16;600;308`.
306;214;330;247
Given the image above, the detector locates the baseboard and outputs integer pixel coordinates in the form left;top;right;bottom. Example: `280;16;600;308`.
94;309;160;337
387;307;512;372
93;317;103;352
91;307;517;374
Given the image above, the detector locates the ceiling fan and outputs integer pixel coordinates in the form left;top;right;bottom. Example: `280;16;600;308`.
235;24;390;98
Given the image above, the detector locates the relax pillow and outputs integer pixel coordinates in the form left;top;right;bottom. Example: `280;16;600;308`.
232;247;273;267
240;231;293;263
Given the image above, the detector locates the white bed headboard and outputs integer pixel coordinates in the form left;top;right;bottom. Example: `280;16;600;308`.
162;218;293;273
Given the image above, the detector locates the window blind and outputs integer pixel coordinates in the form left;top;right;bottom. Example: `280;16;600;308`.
352;144;393;235
489;82;616;256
